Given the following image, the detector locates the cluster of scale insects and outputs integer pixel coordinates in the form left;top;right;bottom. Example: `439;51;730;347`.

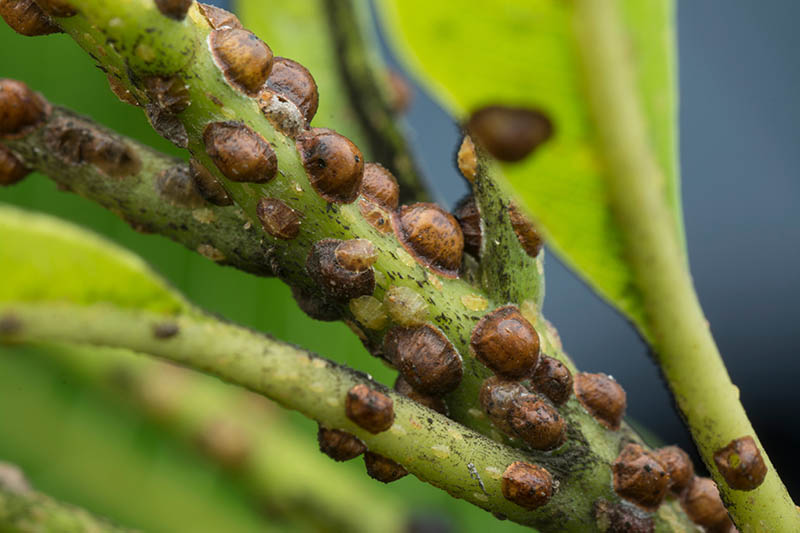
0;1;770;530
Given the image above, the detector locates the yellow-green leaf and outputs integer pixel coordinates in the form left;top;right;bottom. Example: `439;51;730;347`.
377;0;683;332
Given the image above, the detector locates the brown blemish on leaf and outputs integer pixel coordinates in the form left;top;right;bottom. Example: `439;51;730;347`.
393;202;464;277
297;128;364;204
307;239;375;300
383;325;463;396
345;383;394;434
453;194;481;258
317;425;366;462
360;162;399;210
209;28;273;95
335;239;378;272
573;372;626;430
0;145;30;186
680;477;730;529
263;57;318;124
197;2;242;30
364;451;407;483
189;158;232;206
471;305;540;378
44;115;141;178
0;78;48;137
501;461;553;510
713;436;767;491
152;322;180;339
359;198;392;233
655;445;694;493
203;121;277;183
155;163;206;208
394;376;448;415
33;0;76;18
153;0;192;21
467;105;553;162
0;0;61;36
531;355;573;406
256;197;301;240
457;135;478;182
508;396;566;451
612;443;670;510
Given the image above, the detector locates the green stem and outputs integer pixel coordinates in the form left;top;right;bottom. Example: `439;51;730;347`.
0;463;134;532
574;1;799;530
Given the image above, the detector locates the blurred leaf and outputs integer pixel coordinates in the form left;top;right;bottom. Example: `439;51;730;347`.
0;204;187;314
377;0;682;333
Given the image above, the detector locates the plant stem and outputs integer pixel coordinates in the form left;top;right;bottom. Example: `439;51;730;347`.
0;462;134;532
574;1;799;530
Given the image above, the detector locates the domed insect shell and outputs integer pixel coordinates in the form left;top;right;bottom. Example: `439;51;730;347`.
154;0;192;21
680;477;729;529
0;78;49;138
155;163;206;208
34;0;76;18
209;27;273;96
467;105;553;162
189;158;232;206
573;372;627;430
530;355;573;406
364;451;408;483
203;121;277;183
479;376;528;434
655;445;694;493
501;461;553;510
383;325;463;396
143;75;191;115
453;194;482;258
713;435;767;491
0;0;61;36
393;202;464;277
306;239;375;301
197;2;242;30
470;305;540;378
297;128;364;204
612;443;670;510
508;203;543;258
507;395;566;451
0;145;30;186
291;285;342;322
260;57;319;124
317;425;366;462
360;163;399;211
345;384;394;434
256;197;301;240
393;376;448;415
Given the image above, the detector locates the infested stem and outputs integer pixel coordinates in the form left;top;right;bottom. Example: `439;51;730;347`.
574;0;799;530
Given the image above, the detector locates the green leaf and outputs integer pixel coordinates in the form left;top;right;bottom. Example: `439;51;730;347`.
0;204;187;314
377;0;682;333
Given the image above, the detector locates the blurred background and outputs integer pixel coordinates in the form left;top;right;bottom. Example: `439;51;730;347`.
0;0;797;531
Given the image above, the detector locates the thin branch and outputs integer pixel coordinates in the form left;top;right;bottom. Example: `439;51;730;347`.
574;0;799;530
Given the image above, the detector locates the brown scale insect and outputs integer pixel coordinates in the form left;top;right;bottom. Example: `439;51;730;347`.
106;75;138;107
197;2;242;30
44;115;141;178
501;461;553;510
531;355;573;406
364;451;408;483
612;443;670;510
507;396;566;451
467;105;553;162
573;372;626;430
209;28;273;96
593;499;655;533
143;75;191;115
153;0;192;21
383;325;463;396
257;90;306;139
155;164;205;208
359;198;392;233
655;445;694;493
189;158;232;206
713;436;767;491
509;204;543;258
0;0;61;36
256;197;301;240
290;286;341;322
334;239;378;272
203;121;277;183
345;383;394;434
297;128;364;204
393;202;464;277
471;305;540;379
386;70;412;114
262;57;319;124
306;239;375;300
453;195;481;257
317;425;366;462
145;104;188;148
680;477;730;530
457;135;478;182
152;322;180;339
393;376;448;415
33;0;75;17
479;376;528;434
0;145;30;186
360;162;399;210
0;79;48;137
